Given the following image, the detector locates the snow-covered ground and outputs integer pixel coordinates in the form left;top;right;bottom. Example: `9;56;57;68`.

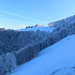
10;34;75;75
17;27;55;32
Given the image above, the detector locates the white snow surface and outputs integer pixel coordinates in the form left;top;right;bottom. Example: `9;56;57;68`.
17;27;55;32
10;34;75;75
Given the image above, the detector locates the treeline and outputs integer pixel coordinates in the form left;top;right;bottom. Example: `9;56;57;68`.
0;30;51;54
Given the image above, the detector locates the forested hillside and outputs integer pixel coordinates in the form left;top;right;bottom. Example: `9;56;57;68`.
1;15;75;75
0;30;51;54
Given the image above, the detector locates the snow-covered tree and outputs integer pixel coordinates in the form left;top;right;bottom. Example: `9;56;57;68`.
0;52;17;75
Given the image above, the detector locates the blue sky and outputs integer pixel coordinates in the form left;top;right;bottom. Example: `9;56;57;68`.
0;0;75;29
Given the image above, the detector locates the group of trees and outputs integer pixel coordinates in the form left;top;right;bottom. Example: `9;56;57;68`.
26;26;34;28
0;30;50;54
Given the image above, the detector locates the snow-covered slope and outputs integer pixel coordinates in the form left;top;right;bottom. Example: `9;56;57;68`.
18;27;55;32
10;34;75;75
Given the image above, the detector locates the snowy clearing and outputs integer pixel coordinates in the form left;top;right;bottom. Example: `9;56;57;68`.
17;27;55;32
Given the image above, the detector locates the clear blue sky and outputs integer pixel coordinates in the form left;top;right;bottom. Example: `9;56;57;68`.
0;0;75;29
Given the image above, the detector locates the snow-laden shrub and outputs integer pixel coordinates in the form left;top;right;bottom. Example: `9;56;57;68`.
0;52;17;75
51;32;61;44
16;43;40;65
